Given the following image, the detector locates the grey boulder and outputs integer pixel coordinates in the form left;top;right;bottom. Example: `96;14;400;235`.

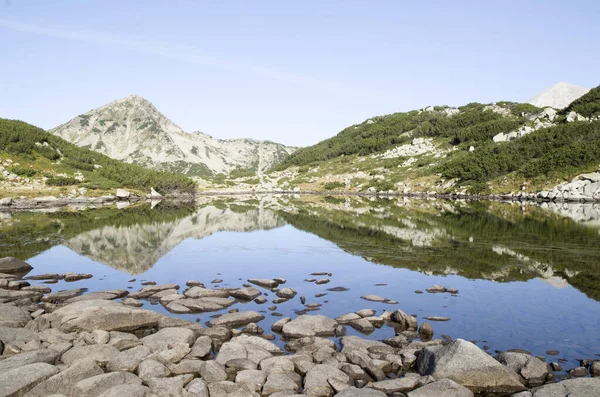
495;352;549;386
0;362;59;397
282;315;338;338
416;339;525;393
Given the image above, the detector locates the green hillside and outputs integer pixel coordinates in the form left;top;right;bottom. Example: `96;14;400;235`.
273;85;600;193
0;118;196;194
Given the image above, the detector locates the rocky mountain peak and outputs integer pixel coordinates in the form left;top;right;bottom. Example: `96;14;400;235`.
527;82;590;109
50;96;297;176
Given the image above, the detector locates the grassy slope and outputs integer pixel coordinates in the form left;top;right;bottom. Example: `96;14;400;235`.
0;118;196;196
273;87;600;194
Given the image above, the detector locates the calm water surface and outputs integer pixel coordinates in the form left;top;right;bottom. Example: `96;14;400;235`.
2;195;600;372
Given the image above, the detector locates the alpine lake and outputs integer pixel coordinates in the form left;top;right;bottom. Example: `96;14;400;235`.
2;194;600;377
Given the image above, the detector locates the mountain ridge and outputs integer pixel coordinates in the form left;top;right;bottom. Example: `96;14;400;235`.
527;82;590;109
50;95;297;177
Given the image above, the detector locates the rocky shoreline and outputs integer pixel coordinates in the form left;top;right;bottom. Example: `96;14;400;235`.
2;189;600;212
1;256;599;397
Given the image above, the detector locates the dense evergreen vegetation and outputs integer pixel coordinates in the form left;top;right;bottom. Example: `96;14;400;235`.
0;118;196;193
564;85;600;118
276;103;529;169
439;121;600;183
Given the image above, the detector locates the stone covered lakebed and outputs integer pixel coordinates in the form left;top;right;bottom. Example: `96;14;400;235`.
0;194;599;396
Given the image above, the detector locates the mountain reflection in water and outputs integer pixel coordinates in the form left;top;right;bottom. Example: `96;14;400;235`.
1;196;600;301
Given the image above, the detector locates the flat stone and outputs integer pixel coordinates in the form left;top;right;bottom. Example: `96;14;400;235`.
282;315;338;338
25;273;60;280
0;348;60;372
166;298;230;313
304;364;350;397
367;374;424;394
531;378;600;396
61;344;120;366
208;381;254;397
42;288;90;303
0;256;33;276
0;303;31;327
356;309;376;317
229;287;262;301
64;290;127;303
260;356;295;373
208;311;265;328
63;272;93;282
336;313;361;324
200;360;228;383
349;318;375;333
0;362;59;397
235;369;267;392
262;372;301;396
416;339;525;394
184;287;229;299
108;331;140;350
0;288;42;302
130;283;179;299
50;299;165;332
107;345;152;372
360;295;387;302
170;359;203;375
96;384;150;397
25;358;104;397
423;316;450;321
248;278;279;288
141;327;196;352
335;387;387;397
407;378;474;397
137;359;170;382
71;372;142;397
188;335;213;359
146;375;188;396
186;378;209;397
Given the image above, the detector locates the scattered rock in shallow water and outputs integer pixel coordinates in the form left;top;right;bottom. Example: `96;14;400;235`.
63;272;93;282
42;288;88;303
26;273;61;280
276;288;297;299
311;272;329;276
423;316;450;322
140;281;156;286
305;278;317;283
211;279;223;284
254;296;267;304
545;350;560;356
315;278;330;285
282;314;339;338
567;366;589;377
229;287;262;301
328;286;350;292
247;278;279;288
315;293;327;297
0;256;33;276
392;309;418;331
415;290;423;294
186;280;205;287
360;295;388;302
208;311;265;328
419;322;434;338
426;284;458;294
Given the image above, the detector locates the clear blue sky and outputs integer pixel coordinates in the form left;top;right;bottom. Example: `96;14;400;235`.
1;0;598;146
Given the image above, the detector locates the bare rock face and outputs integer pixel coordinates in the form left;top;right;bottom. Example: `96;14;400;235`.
50;299;166;332
0;256;33;276
0;303;32;327
527;82;590;109
49;95;296;176
416;339;525;394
